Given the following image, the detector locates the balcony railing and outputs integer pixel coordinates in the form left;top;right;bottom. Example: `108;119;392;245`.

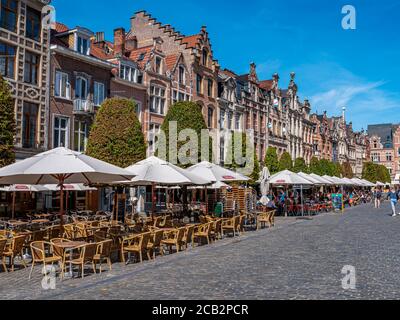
73;99;95;114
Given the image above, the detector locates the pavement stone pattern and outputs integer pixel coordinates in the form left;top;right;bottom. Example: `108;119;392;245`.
1;202;399;300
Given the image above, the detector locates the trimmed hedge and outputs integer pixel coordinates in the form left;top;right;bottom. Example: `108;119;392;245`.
279;152;293;171
86;98;146;168
264;147;280;175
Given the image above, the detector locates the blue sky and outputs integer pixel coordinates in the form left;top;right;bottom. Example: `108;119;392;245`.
52;0;400;131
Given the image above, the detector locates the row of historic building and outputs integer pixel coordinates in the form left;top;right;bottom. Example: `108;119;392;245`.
1;1;374;177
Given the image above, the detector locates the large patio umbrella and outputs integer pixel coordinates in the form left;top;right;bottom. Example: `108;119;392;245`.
125;157;211;215
298;172;324;185
376;181;386;187
360;179;375;187
269;170;313;217
350;178;368;187
258;167;271;206
309;173;335;185
0;184;49;219
0;147;134;225
187;161;250;183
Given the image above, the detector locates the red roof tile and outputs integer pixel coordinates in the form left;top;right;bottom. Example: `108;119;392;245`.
259;80;273;91
182;34;201;48
90;42;114;60
55;22;69;33
165;54;180;71
128;46;153;68
221;68;238;78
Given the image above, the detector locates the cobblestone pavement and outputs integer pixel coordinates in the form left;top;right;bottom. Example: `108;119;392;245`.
1;202;400;300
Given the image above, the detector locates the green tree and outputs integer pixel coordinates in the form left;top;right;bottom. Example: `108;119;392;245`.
264;147;280;174
332;162;342;177
362;162;377;183
293;158;308;173
0;75;15;167
86;98;146;168
160;101;212;167
278;151;293;171
309;157;320;175
225;132;260;184
341;161;354;179
377;165;391;183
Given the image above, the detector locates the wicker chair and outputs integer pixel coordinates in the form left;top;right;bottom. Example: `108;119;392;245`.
161;228;186;254
29;241;62;280
193;223;213;245
0;238;8;272
147;230;164;260
69;243;98;278
94;240;113;273
121;232;151;264
3;235;27;272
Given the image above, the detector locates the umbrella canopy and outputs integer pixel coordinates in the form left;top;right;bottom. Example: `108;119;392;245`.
350;178;368;187
189;181;231;190
125;156;211;186
0;147;134;185
269;170;313;185
308;173;334;185
260;167;271;195
0;184;49;192
298;172;323;185
187;161;249;183
341;177;357;186
44;184;97;191
322;176;345;185
376;181;386;187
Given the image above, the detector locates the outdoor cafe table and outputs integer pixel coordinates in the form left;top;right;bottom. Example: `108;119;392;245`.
6;220;30;230
53;241;87;278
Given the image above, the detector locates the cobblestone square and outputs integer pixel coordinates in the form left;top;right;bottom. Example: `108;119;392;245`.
1;202;399;300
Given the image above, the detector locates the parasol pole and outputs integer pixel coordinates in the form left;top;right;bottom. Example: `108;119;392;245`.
12;191;16;220
152;183;156;219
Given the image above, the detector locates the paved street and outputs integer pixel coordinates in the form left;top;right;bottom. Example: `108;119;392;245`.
1;202;400;300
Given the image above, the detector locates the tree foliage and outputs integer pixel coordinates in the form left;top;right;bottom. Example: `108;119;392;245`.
264;147;280;175
293;158;308;173
86;98;146;168
362;162;391;183
225;132;260;184
278;151;293;171
341;161;354;179
159;101;212;167
309;157;342;177
0;75;15;167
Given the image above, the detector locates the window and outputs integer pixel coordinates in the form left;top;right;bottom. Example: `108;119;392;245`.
155;56;162;74
219;110;225;130
202;49;208;66
134;101;142;120
208;107;214;128
53;116;69;148
26;6;41;41
94;82;105;106
150;85;166;115
172;90;178;104
372;153;380;163
398;147;400;156
178;66;185;84
0;0;17;32
77;36;89;55
207;79;213;97
22;103;38;149
196;74;202;94
24;51;39;85
0;41;15;78
74;120;87;152
75;76;88;100
55;71;70;99
386;152;393;162
120;64;139;83
235;114;241;130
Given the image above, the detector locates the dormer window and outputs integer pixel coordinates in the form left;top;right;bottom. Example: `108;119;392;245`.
155;56;162;75
120;63;140;83
77;36;90;55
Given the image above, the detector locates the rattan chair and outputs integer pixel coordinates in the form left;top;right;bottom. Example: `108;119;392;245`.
94;240;113;273
3;235;27;272
0;238;8;272
121;232;151;264
69;243;98;278
161;227;186;254
193;223;212;245
147;229;164;259
29;241;62;280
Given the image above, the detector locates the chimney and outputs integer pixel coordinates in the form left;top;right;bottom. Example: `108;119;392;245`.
153;37;163;52
95;32;104;43
125;35;137;51
114;27;126;56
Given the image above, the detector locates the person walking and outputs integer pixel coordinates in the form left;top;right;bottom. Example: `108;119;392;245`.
387;188;399;217
375;188;382;209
